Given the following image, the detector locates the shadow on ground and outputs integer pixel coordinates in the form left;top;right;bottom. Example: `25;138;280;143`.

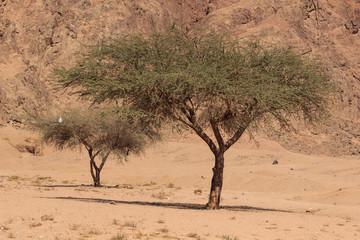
36;184;132;188
46;196;291;213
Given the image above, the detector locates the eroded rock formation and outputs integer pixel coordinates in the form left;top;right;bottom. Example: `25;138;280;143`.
1;0;360;155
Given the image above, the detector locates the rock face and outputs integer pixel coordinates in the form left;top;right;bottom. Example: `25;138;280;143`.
1;0;360;155
0;0;220;124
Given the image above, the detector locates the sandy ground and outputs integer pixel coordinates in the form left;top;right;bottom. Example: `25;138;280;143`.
1;127;360;240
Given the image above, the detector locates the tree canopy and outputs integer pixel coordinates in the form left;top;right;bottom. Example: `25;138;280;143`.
53;27;334;207
31;109;159;186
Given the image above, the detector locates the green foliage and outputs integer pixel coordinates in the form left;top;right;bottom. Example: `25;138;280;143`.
31;109;155;159
52;27;334;156
30;108;159;186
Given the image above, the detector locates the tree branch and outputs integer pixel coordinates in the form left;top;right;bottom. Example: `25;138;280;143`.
99;150;111;171
191;123;218;154
216;99;234;123
210;119;225;152
93;150;101;158
90;160;96;180
224;126;247;152
175;109;218;155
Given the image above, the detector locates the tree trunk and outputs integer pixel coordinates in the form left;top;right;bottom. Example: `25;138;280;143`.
90;161;101;187
206;151;225;210
93;167;101;187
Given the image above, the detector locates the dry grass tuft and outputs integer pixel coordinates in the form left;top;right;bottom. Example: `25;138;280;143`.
187;232;198;238
143;181;157;187
151;191;168;200
8;233;15;238
75;187;89;192
122;221;137;228
222;236;239;240
112;219;121;225
110;233;127;240
134;232;146;239
158;228;169;233
69;224;81;230
7;176;20;181
194;189;202;195
29;222;42;228
36;176;52;181
87;229;102;235
32;176;56;185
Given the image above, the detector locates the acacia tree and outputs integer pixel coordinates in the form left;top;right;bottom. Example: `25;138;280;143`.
32;109;157;187
53;27;333;208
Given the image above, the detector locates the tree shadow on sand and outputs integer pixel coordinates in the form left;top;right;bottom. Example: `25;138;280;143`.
46;196;291;213
35;184;124;188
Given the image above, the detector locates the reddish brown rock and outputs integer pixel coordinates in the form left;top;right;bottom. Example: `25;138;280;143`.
1;0;360;155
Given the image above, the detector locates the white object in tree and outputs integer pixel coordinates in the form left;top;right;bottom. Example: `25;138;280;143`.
58;116;63;123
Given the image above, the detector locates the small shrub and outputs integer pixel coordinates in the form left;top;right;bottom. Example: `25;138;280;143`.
8;233;15;238
112;219;120;225
7;176;20;181
32;179;41;185
135;232;145;239
222;236;239;240
151;192;167;200
143;181;157;187
158;228;169;233
111;233;127;240
69;224;81;230
87;229;102;235
75;187;89;192
37;176;52;181
187;233;198;238
122;221;137;228
194;189;202;195
167;183;175;188
29;222;42;228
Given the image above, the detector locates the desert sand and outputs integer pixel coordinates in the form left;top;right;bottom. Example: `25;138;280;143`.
1;1;360;239
1;127;360;240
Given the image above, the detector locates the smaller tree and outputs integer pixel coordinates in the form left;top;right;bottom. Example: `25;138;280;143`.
31;109;158;187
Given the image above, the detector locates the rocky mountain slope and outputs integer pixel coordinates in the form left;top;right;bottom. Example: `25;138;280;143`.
1;0;360;155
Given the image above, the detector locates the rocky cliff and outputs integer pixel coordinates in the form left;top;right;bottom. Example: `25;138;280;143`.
1;0;360;155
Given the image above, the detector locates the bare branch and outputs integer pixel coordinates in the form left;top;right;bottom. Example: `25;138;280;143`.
224;126;247;152
210;120;224;152
175;114;218;154
99;150;111;171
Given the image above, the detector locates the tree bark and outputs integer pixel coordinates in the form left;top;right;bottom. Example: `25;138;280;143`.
90;161;101;187
206;151;225;209
89;150;111;187
93;166;101;187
